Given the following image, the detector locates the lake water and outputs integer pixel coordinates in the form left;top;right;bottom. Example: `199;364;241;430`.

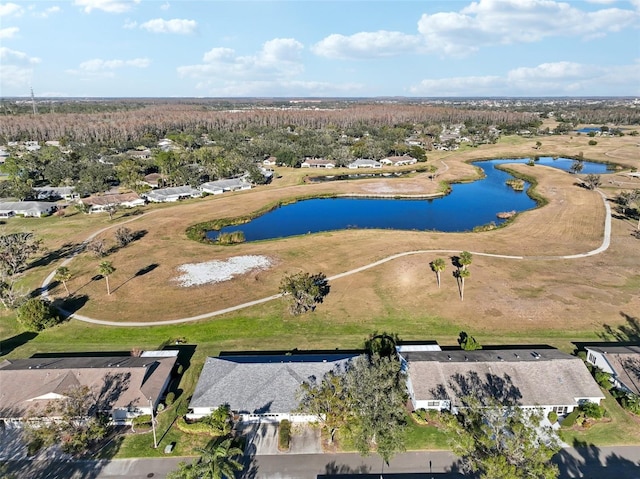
210;157;610;242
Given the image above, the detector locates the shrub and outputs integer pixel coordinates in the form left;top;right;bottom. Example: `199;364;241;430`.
588;140;598;146
216;231;245;245
165;392;175;406
580;402;606;419
594;369;613;390
547;411;558;424
621;394;640;415
279;419;291;450
132;414;152;427
176;416;220;435
114;227;133;247
16;298;62;332
176;400;189;417
561;410;579;428
412;409;429;425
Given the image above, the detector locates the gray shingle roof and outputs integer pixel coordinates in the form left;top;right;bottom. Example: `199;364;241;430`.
403;348;604;408
189;353;357;415
586;345;640;395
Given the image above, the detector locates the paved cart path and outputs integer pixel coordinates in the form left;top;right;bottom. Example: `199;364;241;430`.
40;189;611;327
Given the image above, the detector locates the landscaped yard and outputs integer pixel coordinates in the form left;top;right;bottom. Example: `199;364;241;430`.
1;131;639;455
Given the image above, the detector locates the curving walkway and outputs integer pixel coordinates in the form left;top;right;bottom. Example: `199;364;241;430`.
40;188;612;327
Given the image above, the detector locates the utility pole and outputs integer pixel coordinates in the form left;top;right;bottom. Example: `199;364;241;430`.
149;397;158;448
30;87;38;115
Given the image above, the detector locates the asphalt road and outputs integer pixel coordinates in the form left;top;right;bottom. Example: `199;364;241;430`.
4;446;640;479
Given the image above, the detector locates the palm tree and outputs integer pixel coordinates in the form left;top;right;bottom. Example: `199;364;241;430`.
98;261;115;295
455;268;471;301
430;258;446;288
54;266;72;296
168;437;244;479
459;251;473;270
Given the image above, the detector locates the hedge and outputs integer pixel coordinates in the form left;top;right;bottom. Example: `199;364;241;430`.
176;416;221;436
278;419;291;450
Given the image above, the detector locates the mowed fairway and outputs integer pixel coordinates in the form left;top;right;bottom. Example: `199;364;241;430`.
1;131;639;357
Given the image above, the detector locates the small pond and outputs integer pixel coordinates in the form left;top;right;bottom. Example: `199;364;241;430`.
210;157;611;242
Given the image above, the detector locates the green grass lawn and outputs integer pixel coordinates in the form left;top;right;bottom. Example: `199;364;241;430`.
559;389;640;446
404;416;449;450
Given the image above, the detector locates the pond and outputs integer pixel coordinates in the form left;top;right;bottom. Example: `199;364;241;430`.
210;157;611;242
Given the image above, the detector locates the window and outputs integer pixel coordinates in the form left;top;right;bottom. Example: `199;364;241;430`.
588;353;596;364
426;401;440;408
552;406;568;415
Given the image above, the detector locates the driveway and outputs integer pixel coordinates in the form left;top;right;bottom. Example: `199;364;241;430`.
236;422;322;456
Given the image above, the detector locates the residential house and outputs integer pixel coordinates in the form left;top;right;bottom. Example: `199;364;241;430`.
188;352;358;423
200;178;252;195
585;345;640;395
24;141;40;152
0;351;178;427
141;173;165;189
301;158;336;168
0;147;10;163
263;156;277;166
347;159;382;169
157;139;174;151
0;201;57;218
125;149;152;160
401;348;604;417
33;186;79;201
144;186;202;203
380;155;418;167
82;192;145;213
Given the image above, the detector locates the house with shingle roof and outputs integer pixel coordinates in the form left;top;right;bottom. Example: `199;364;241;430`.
0;201;57;218
0;351;177;427
401;347;604;417
585;345;640;395
188;353;358;423
81;192;145;213
144;185;202;203
380;155;418;166
301;158;336;168
347;158;382;169
200;178;252;195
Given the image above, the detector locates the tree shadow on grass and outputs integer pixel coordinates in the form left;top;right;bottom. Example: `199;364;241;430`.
28;242;83;271
51;294;89;317
0;331;38;357
110;263;158;294
599;312;640;342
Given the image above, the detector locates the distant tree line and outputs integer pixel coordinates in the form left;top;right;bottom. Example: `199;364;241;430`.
0;101;540;145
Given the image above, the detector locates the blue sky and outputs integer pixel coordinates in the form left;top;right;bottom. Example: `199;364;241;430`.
1;0;639;97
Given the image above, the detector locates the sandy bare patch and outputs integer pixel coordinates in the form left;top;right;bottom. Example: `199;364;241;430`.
174;255;272;287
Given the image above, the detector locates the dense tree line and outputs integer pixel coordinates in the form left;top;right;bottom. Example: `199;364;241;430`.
0;101;540;145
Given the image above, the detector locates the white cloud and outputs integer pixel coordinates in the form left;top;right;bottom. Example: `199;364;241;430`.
0;47;40;65
139;18;197;34
77;57;150;71
160;2;170;10
0;26;18;38
0;47;40;91
417;0;639;56
36;6;62;18
178;38;304;81
73;0;140;14
123;19;137;29
0;2;23;17
312;31;423;59
409;61;640;96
